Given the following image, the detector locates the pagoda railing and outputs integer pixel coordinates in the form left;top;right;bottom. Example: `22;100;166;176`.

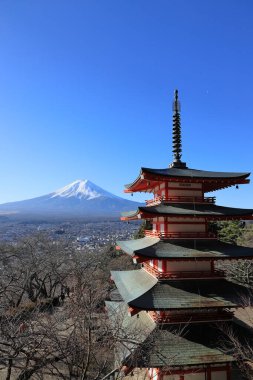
145;196;216;206
143;263;225;280
148;310;233;324
144;230;217;239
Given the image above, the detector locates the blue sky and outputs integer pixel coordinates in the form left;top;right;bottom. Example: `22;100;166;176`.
0;0;253;207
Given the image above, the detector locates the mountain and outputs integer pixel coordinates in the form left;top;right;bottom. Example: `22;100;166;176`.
0;179;142;219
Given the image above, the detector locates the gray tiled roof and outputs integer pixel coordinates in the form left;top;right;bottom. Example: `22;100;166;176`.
122;203;253;218
125;167;250;189
106;302;234;367
133;323;234;367
117;237;253;259
111;269;248;310
142;167;250;179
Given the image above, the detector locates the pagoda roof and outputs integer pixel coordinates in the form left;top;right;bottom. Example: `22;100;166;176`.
121;203;253;220
125;167;250;193
111;269;249;310
143;167;250;179
116;237;253;260
106;302;234;367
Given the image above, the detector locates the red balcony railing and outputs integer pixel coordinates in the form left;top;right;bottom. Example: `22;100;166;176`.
145;196;216;206
144;230;217;239
143;263;225;280
148;310;233;324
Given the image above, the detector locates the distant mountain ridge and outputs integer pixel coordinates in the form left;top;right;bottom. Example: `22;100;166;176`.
0;179;142;218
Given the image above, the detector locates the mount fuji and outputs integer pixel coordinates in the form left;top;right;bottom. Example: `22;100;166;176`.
0;180;142;219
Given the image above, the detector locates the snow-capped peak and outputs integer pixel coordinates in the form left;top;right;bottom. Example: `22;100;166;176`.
51;179;119;200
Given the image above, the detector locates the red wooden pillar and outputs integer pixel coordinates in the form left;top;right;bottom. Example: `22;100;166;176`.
206;366;211;380
165;182;169;200
226;363;231;380
162;259;167;272
156;368;161;380
165;217;168;236
179;375;184;380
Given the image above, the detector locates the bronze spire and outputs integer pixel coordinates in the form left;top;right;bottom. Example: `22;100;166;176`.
170;90;187;168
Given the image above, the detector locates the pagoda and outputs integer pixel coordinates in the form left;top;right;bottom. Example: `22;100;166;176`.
108;90;253;380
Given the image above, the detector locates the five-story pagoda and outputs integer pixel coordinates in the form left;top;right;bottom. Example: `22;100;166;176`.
108;90;253;380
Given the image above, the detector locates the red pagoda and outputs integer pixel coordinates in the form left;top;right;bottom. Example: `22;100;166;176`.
108;90;253;380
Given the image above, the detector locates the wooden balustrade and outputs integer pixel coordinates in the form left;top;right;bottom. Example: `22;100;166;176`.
145;196;216;206
143;263;225;279
144;230;217;239
148;310;233;324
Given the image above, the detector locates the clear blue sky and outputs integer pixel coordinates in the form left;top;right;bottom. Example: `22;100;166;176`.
0;0;253;207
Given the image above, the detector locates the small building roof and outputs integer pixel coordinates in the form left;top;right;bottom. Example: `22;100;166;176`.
111;269;249;310
125;167;250;193
121;203;253;220
116;237;253;260
107;302;234;367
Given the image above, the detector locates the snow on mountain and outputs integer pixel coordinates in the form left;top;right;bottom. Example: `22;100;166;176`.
0;179;142;218
51;179;119;200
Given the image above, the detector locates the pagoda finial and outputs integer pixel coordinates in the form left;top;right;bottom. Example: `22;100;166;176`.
169;89;187;168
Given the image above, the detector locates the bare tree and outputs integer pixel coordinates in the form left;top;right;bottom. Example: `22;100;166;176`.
0;235;117;379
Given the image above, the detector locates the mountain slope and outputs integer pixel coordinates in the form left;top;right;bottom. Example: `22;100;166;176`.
0;180;142;218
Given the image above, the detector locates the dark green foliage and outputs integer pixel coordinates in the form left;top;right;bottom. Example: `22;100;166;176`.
210;221;244;245
133;221;152;239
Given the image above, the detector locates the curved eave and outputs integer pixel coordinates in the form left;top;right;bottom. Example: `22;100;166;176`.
121;209;141;220
121;204;253;221
139;203;253;218
111;269;243;310
124;167;250;193
117;237;253;260
116;237;159;256
142;167;250;179
110;269;157;303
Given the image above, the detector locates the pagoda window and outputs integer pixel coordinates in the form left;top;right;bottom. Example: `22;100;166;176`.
149;260;154;267
160;223;165;233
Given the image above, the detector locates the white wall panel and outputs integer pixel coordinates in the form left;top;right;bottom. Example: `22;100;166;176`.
167;224;205;232
211;371;227;380
166;261;211;272
185;373;205;380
